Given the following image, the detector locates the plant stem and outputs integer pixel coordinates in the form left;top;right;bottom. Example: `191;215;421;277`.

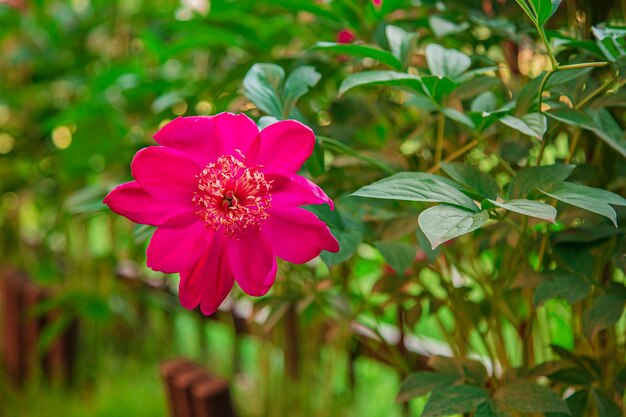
534;138;548;166
427;139;479;173
565;129;581;164
434;112;445;168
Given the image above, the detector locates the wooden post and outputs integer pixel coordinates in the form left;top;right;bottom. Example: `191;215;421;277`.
160;358;196;417
22;282;45;379
192;377;236;417
1;271;24;385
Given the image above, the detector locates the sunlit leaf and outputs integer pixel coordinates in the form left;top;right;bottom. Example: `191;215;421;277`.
418;205;489;249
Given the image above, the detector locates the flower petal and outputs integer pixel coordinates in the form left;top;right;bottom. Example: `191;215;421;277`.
263;207;339;264
254;120;315;174
153;116;222;166
269;174;334;209
131;146;200;202
103;181;190;226
179;234;234;315
227;230;277;297
153;113;259;167
146;220;212;274
212;112;260;157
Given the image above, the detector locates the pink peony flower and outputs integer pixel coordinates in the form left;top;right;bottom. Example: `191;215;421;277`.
372;0;382;8
104;113;339;315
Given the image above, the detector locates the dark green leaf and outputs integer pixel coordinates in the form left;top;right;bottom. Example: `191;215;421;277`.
534;272;592;306
475;401;513;417
583;291;626;339
507;164;575;199
425;44;472;78
418;205;489;249
546;108;596;130
243;63;284;118
441;162;501;200
421;75;459;101
375;241;416;275
423;385;489;417
338;71;423;97
352;173;478;211
591;390;623;417
549;367;597;385
282;66;321;117
587;109;626;159
531;0;563;26
494;381;570;414
310;42;403;70
540;182;626;226
397;372;456;402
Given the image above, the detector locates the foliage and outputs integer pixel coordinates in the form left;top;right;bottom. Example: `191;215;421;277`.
2;0;626;416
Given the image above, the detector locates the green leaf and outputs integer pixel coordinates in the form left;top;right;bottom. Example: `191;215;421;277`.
592;25;626;62
494;381;570;414
471;91;498;113
500;113;547;139
429;15;470;38
507;164;575;199
320;228;363;268
546;108;596;130
475;401;513;417
591;390;623;417
546;107;626;158
385;25;417;67
425;44;472;78
534;272;592;306
564;390;591;417
418;205;489;249
338;70;423;97
583;291;626;339
540;182;626;226
257;116;279;130
243;63;284;118
587;109;626;159
531;0;563;25
441;162;501;200
310;42;403;70
421;75;459;101
352;174;479;212
423;385;490;417
282;66;321;117
442;108;475;129
397;372;457;402
375;241;416;275
488;199;557;222
305;137;325;176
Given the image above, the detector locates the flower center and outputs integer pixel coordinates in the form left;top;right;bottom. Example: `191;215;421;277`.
192;151;272;238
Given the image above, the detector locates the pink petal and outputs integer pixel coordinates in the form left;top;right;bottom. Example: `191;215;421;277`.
213;112;260;158
153;116;221;167
103;181;190;226
153;113;260;167
179;234;234;315
254;120;315;174
269;174;334;210
146;221;212;274
131;146;200;203
263;207;339;264
227;230;277;297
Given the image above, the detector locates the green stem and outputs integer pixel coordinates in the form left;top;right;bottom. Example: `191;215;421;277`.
434;112;445;167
